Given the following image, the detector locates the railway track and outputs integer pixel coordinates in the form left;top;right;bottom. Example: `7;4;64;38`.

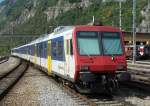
127;60;150;65
40;75;150;106
122;81;150;93
38;69;149;106
0;56;9;64
127;62;150;91
52;80;136;106
1;60;150;105
124;69;150;93
81;84;150;106
30;65;150;106
126;69;150;91
0;60;28;100
1;65;87;106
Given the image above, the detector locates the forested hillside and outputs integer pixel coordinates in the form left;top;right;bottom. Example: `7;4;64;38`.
0;0;148;35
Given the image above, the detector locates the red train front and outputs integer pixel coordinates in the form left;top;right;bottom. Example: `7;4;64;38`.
72;26;130;93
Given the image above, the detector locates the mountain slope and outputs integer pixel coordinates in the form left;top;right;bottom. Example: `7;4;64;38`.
0;0;148;35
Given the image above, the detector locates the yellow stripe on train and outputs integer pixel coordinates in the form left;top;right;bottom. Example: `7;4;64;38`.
47;56;52;75
34;53;37;64
47;40;52;75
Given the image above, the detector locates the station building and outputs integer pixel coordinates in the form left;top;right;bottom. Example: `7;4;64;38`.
123;31;150;45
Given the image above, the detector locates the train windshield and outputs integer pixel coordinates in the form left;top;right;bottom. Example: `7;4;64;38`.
77;31;101;55
102;32;123;55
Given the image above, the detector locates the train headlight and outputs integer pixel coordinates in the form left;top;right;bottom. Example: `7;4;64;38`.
80;66;89;71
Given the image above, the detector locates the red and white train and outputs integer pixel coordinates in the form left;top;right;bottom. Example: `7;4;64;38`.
12;25;130;93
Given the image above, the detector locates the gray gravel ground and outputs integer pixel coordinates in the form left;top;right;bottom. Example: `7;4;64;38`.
0;66;86;106
0;57;20;76
125;96;150;106
115;87;150;106
0;65;150;106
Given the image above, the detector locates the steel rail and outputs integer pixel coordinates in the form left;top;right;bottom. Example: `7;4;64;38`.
36;67;135;106
0;60;29;100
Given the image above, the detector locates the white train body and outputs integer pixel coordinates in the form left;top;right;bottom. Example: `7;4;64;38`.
12;26;75;81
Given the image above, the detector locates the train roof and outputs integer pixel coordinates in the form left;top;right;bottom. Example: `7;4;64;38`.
12;25;121;50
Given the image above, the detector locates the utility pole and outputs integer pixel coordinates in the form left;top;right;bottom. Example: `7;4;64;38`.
115;0;126;29
148;0;150;32
148;0;150;9
12;22;14;35
119;1;122;30
93;16;95;23
132;0;136;64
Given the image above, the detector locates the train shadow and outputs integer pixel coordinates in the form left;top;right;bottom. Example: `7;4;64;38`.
85;93;114;101
84;85;150;101
115;85;150;99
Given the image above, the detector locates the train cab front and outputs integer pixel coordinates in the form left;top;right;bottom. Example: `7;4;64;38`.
73;26;130;93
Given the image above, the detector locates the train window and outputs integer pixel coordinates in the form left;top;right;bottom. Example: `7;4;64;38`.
30;46;31;55
36;45;39;57
34;44;37;56
52;41;57;57
41;44;43;57
47;41;51;56
57;41;63;57
31;45;34;56
66;40;69;55
77;31;101;55
66;39;73;55
42;42;47;58
102;32;123;55
37;43;43;57
52;37;64;61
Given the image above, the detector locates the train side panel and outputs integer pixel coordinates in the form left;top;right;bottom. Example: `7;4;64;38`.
51;29;75;81
64;30;75;80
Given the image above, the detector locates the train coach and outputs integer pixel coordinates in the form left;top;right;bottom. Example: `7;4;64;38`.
11;25;130;93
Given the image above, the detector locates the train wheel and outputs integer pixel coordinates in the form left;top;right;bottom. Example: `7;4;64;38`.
74;81;92;94
105;79;119;95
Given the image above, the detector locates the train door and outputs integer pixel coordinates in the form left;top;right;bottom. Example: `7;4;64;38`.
39;43;43;66
65;39;74;79
41;42;47;68
34;44;37;64
47;40;52;75
37;43;42;66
